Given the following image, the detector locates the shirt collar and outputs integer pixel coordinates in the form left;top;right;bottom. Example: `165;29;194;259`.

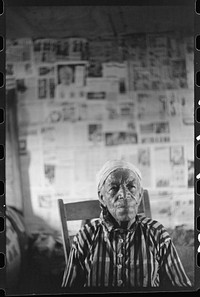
99;208;139;234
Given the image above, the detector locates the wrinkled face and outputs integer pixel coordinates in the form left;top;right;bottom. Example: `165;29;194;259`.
99;168;143;224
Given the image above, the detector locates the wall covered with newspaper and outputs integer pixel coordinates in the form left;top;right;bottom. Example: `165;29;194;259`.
6;32;194;232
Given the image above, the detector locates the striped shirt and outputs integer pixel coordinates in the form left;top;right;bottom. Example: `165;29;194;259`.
62;213;191;289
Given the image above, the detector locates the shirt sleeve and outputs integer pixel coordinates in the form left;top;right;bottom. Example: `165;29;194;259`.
61;236;86;288
159;235;192;287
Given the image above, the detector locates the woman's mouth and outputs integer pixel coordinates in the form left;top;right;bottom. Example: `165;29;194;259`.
116;202;127;209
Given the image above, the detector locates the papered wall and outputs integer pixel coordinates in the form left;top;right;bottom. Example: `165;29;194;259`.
6;31;194;233
5;3;194;234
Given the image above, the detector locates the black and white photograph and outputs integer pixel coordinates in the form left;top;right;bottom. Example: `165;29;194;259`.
38;78;47;99
5;1;195;295
55;62;87;99
88;123;103;144
87;60;103;78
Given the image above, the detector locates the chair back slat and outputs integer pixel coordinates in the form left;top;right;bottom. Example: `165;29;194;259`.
64;199;101;221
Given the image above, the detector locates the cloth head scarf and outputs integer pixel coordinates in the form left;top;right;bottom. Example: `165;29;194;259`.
96;159;142;194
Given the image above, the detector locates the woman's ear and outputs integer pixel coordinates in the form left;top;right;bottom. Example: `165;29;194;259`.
98;190;106;207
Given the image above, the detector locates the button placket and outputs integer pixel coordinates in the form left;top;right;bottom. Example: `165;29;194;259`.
117;233;124;286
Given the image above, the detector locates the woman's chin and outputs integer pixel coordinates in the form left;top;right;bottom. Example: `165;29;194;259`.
116;210;135;222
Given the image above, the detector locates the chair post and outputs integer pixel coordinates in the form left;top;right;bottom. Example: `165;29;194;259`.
58;199;71;265
143;189;151;218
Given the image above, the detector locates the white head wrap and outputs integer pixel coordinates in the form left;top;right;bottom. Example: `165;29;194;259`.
96;159;142;192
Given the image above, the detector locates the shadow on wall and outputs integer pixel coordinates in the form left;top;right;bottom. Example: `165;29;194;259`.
16;147;65;294
6;86;65;294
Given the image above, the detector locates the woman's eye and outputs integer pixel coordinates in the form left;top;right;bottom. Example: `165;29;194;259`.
110;186;118;192
127;183;136;189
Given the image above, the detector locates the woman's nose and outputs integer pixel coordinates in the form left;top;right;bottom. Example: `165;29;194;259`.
118;185;126;199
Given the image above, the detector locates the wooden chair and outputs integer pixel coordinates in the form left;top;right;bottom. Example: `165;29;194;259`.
58;189;151;265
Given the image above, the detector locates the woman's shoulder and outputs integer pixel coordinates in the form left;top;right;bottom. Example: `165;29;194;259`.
137;214;168;234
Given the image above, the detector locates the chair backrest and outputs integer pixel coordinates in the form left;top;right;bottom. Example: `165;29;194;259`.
58;189;151;265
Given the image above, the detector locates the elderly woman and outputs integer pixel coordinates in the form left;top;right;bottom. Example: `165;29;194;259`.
62;160;191;289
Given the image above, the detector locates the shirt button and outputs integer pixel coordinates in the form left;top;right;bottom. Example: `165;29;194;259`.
118;253;123;258
119;239;123;243
118;280;123;286
117;264;122;269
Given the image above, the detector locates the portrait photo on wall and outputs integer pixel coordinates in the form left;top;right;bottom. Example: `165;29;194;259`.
55;62;87;100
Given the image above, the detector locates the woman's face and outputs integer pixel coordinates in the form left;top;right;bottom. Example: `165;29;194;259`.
99;168;142;224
